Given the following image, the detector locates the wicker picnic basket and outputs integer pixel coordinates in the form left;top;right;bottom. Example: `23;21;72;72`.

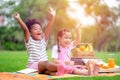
72;43;94;58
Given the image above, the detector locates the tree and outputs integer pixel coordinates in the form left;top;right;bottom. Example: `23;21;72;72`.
0;0;19;27
78;0;120;51
0;0;22;50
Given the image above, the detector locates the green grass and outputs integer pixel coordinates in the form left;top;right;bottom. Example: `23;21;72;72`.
0;50;120;72
55;76;120;80
95;51;120;66
0;51;28;72
0;50;52;72
0;50;120;80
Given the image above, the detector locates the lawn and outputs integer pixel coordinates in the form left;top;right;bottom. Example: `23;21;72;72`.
0;50;52;72
0;50;120;80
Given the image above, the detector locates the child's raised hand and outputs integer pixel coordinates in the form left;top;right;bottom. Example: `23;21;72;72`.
13;12;20;19
74;23;82;30
48;6;56;17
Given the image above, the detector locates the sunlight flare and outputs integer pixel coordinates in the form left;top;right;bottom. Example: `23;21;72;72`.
67;0;96;26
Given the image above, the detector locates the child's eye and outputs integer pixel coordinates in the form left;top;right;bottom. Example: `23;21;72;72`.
34;28;38;30
65;37;68;39
65;37;71;39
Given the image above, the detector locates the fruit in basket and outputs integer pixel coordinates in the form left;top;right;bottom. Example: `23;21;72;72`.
87;44;93;51
85;46;89;51
79;46;86;51
74;48;80;52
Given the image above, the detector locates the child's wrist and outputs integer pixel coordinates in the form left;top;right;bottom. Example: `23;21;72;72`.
49;14;55;19
15;17;21;21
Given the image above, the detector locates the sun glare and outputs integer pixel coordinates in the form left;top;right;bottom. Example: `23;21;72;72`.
104;0;119;8
67;0;119;26
67;0;96;26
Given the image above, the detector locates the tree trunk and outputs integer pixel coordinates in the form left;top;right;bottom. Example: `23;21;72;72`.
98;35;108;51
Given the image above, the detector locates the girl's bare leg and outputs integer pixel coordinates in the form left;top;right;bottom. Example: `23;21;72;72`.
43;70;56;76
86;60;95;75
73;68;88;75
38;61;47;73
46;62;67;76
39;61;68;76
45;61;58;72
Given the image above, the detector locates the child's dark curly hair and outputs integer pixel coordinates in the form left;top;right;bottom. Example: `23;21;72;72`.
25;18;42;31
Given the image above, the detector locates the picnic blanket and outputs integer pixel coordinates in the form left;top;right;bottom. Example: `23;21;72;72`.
0;66;120;80
0;67;120;80
35;73;120;79
0;71;120;80
0;72;38;80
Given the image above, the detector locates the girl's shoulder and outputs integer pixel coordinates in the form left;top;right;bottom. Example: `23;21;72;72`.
52;45;58;49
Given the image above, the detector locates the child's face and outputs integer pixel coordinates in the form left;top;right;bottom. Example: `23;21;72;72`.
59;32;72;47
30;24;43;40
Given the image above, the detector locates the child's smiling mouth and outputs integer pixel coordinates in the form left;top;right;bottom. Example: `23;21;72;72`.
65;42;70;45
37;33;41;36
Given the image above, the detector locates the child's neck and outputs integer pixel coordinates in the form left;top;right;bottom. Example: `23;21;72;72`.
59;44;67;48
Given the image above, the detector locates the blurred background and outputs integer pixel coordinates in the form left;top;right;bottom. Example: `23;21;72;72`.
0;0;120;52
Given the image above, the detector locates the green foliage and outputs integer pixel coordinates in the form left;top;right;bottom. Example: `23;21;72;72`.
0;27;25;50
13;0;48;20
2;41;25;50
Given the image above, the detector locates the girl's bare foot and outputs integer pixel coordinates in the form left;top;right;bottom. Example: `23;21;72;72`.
93;64;100;75
88;63;94;75
87;61;94;75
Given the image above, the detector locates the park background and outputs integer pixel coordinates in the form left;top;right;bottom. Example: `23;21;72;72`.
0;0;120;79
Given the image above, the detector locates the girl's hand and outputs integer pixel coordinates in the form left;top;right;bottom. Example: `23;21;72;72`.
74;23;82;31
69;61;74;65
65;61;74;66
13;12;20;20
73;23;82;47
48;6;56;18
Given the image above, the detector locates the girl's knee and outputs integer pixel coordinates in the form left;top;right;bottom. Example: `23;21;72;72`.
38;61;46;73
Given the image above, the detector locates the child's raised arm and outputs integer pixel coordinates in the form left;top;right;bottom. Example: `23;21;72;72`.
13;12;30;42
73;24;81;47
44;7;56;41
